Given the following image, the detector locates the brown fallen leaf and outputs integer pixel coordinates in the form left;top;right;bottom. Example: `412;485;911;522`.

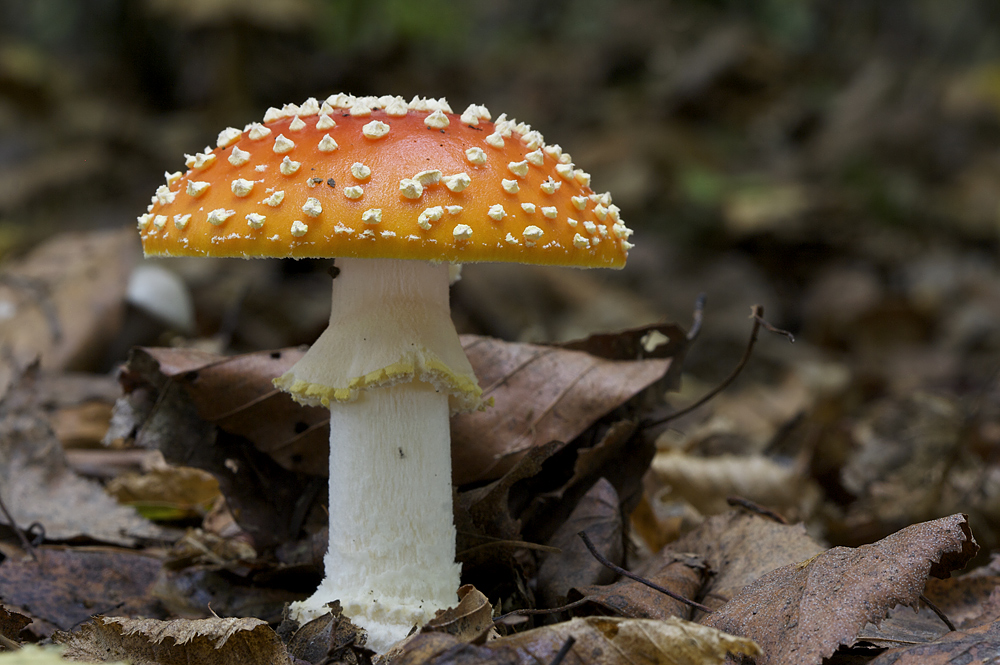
391;616;760;665
869;618;1000;665
0;368;162;546
122;346;329;474
282;601;371;665
420;585;496;643
671;510;825;613
0;228;137;401
55;615;293;665
538;478;623;609
702;513;979;665
111;348;325;549
0;604;31;643
0;547;164;638
105;463;221;522
114;328;680;489
452;335;677;484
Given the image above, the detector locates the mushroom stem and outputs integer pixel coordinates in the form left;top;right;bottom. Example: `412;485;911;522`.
283;258;470;652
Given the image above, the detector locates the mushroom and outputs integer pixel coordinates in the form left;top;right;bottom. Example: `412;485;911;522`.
138;94;633;652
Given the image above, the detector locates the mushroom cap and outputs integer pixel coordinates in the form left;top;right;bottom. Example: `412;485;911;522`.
139;95;633;267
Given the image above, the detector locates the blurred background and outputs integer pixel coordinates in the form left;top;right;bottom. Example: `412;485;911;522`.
2;0;1000;549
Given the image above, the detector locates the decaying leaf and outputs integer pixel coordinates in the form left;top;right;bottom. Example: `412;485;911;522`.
452;335;677;484
55;615;292;665
538;478;623;609
105;464;221;522
869;618;1000;664
703;514;979;665
0;548;163;638
0;368;162;546
282;601;371;665
0;605;31;642
112;348;325;549
420;585;495;644
392;616;760;665
671;510;825;613
0;228;137;401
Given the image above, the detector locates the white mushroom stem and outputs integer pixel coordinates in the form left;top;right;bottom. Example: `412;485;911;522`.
283;258;475;652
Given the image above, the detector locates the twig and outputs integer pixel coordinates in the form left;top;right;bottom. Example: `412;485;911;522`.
642;305;794;429
727;496;788;524
492;598;595;625
919;594;956;632
687;293;707;341
549;636;576;665
0;489;37;562
0;633;20;651
578;531;712;614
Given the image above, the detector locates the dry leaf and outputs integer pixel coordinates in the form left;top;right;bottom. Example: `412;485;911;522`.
106;465;221;521
55;615;293;665
392;616;760;665
113;348;325;549
0;605;31;642
420;585;495;643
670;510;825;613
869;618;1000;665
452;335;676;484
538;478;623;609
702;513;979;665
283;601;371;664
0;548;163;638
0;368;162;546
0;229;137;401
118;346;328;475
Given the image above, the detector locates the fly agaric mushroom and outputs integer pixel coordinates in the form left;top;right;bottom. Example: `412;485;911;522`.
138;93;633;651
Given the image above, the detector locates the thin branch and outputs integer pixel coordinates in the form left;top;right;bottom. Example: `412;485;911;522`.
642;305;793;429
492;598;595;625
548;636;576;665
578;531;712;614
0;489;37;562
919;594;956;632
687;293;707;341
727;496;788;525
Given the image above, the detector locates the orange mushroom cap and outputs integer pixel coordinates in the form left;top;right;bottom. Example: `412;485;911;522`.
139;95;633;267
